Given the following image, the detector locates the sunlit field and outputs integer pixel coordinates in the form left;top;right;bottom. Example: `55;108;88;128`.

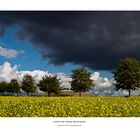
0;96;140;117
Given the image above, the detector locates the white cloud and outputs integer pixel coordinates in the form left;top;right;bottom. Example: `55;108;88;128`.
0;62;19;82
0;62;71;88
90;72;123;96
19;70;51;81
0;46;24;58
54;73;71;89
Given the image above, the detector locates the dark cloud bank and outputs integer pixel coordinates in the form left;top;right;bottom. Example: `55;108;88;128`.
0;11;140;70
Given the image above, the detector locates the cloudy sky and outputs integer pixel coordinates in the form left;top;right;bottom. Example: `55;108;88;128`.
0;11;140;95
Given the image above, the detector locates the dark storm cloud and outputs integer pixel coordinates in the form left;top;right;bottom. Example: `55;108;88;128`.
0;11;140;70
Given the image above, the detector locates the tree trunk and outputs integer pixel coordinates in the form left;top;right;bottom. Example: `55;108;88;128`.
48;92;51;97
27;92;29;96
128;89;131;97
79;92;82;96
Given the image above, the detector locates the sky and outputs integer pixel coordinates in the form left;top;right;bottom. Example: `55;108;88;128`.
0;22;112;78
0;26;80;75
0;11;115;77
0;11;140;95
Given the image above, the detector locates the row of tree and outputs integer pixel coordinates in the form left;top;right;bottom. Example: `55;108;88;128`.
0;68;93;97
0;57;140;97
0;79;20;95
0;75;61;96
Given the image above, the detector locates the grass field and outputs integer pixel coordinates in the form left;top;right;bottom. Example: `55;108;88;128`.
0;96;140;117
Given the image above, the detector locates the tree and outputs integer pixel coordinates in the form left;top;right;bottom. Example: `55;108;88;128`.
113;57;140;96
71;67;94;96
7;79;20;95
21;74;37;96
38;75;61;97
0;82;7;94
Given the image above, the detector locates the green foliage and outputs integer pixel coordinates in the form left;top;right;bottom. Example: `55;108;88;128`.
38;75;61;96
1;96;140;117
71;67;94;96
0;82;7;94
21;74;37;96
7;79;20;95
113;57;140;96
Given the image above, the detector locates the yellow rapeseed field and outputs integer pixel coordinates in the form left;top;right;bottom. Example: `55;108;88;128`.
0;96;140;117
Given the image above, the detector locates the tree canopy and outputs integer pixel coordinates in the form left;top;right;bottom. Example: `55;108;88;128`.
7;79;20;95
38;75;61;97
21;74;37;96
113;57;140;96
71;67;94;96
0;82;7;94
